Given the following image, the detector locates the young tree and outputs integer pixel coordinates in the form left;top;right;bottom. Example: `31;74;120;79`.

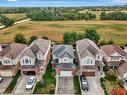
99;39;107;46
14;33;26;44
29;36;38;44
107;39;114;44
42;36;48;40
0;15;14;27
84;28;100;43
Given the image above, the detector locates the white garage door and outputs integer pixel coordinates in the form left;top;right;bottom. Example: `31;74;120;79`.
0;70;12;77
123;73;127;78
60;71;72;77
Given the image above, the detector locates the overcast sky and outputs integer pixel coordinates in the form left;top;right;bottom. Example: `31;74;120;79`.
0;0;127;7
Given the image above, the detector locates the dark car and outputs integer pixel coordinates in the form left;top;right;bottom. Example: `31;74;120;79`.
125;78;127;83
80;76;89;91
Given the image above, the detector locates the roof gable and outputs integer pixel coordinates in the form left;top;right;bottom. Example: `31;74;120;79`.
52;45;74;59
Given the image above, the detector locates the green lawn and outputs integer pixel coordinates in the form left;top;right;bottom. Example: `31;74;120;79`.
4;70;21;94
73;76;81;94
33;62;56;94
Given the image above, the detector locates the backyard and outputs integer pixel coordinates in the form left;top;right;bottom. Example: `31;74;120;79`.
33;62;56;94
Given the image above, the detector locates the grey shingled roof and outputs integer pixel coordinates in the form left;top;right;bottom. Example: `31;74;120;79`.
76;39;102;59
52;45;74;58
57;63;75;69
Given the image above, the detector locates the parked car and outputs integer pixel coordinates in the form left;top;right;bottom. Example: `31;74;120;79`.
80;76;89;91
125;78;127;83
0;76;3;83
26;76;36;90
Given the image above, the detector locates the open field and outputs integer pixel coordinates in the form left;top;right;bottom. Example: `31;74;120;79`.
0;20;127;45
3;13;27;21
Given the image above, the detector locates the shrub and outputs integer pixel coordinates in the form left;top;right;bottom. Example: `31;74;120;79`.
106;69;117;81
29;35;38;44
99;39;107;46
100;78;108;95
14;33;27;44
103;65;110;72
116;79;124;88
42;36;48;40
107;39;114;44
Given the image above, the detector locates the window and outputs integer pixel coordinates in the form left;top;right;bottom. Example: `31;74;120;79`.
23;59;32;64
38;54;42;60
3;59;10;64
111;56;120;61
86;58;90;64
25;59;29;64
97;55;100;59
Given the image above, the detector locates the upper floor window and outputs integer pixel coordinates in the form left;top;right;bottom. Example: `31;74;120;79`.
23;58;32;64
3;60;10;64
38;54;42;60
111;56;120;61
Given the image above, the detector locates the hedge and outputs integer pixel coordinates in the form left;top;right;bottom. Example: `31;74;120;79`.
4;70;21;94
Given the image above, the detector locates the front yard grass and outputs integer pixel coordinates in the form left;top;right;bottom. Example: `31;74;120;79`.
33;62;56;94
4;70;21;94
73;76;81;94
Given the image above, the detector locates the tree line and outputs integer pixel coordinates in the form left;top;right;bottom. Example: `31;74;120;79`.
14;28;121;47
0;14;14;27
27;10;96;21
100;11;127;20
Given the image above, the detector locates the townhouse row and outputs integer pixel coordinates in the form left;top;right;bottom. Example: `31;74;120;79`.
0;38;127;79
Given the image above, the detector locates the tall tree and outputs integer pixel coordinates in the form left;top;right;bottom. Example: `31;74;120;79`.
84;28;100;43
0;15;14;27
14;33;26;44
29;36;38;44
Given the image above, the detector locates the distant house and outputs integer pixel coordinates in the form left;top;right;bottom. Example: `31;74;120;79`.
19;38;51;76
100;44;127;68
0;43;27;77
76;39;103;76
118;62;127;79
124;46;127;53
51;45;75;77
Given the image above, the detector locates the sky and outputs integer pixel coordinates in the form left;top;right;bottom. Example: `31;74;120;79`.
0;0;127;7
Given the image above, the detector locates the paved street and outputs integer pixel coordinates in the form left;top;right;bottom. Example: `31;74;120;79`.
14;76;35;94
57;77;75;94
82;77;104;95
0;77;12;94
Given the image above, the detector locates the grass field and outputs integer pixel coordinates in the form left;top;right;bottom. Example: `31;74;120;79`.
3;13;27;21
0;20;127;45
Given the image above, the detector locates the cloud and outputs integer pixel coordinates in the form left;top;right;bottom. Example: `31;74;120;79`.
8;0;16;1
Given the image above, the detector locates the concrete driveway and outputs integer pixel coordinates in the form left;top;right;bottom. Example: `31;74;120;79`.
57;77;75;94
0;77;12;94
82;77;104;95
14;76;36;94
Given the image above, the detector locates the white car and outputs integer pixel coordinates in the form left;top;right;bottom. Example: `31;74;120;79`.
26;76;36;90
0;76;3;83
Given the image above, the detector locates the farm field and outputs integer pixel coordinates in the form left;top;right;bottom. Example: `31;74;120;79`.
0;20;127;45
3;13;27;21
